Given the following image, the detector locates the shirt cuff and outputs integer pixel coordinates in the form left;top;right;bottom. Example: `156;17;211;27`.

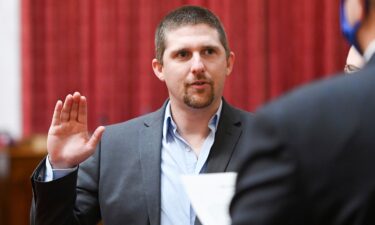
44;156;78;181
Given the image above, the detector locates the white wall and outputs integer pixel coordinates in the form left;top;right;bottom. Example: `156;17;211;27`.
0;0;21;139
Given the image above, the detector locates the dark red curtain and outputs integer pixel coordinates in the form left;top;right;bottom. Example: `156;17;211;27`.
22;0;348;136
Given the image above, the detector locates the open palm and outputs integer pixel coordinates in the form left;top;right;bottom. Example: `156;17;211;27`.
47;92;105;169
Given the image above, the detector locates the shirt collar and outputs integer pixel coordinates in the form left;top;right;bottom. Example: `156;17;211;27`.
162;100;223;141
363;40;375;62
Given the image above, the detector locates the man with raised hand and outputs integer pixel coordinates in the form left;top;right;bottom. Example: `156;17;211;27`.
30;5;254;225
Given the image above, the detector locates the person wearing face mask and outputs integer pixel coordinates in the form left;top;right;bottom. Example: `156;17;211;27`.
230;0;375;224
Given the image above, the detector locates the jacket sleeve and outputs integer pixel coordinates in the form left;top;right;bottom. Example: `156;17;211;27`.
30;146;101;225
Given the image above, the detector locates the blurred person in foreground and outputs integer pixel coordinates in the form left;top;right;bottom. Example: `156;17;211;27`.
230;0;375;224
29;5;255;225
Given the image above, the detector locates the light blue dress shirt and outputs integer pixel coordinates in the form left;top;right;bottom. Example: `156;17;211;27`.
160;101;222;225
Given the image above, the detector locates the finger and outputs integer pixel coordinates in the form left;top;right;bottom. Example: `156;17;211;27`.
51;100;63;126
61;94;73;122
78;96;87;124
86;126;105;151
70;92;81;121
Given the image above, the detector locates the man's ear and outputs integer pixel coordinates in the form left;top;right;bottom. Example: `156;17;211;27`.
152;58;165;81
226;52;235;76
359;0;367;19
355;0;368;20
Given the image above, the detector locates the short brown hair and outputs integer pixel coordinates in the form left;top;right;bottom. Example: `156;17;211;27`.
154;5;230;64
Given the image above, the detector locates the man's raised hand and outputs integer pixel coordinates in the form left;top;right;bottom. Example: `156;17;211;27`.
47;92;105;169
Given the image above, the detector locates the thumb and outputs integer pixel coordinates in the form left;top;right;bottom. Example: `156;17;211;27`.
86;126;106;150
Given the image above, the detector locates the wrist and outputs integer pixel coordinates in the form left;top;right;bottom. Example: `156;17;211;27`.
47;155;76;169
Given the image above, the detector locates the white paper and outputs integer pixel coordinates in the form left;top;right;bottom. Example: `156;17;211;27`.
181;172;237;225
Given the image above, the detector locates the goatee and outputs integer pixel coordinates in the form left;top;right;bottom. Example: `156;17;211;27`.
183;84;215;108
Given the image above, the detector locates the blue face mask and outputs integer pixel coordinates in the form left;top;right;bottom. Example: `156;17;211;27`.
339;0;368;54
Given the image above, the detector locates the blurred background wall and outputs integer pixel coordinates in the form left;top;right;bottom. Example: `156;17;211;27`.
20;0;348;137
0;0;21;139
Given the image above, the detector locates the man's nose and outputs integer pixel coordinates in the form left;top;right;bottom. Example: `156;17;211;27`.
190;53;205;75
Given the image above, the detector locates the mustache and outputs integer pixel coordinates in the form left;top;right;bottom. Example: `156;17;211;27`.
185;74;213;86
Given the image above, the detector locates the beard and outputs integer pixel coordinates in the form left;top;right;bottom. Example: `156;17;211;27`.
183;82;215;109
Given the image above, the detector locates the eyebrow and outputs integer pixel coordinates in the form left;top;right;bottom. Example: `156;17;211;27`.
169;45;221;54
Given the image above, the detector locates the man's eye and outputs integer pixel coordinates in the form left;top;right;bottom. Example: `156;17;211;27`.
204;48;215;55
177;51;189;58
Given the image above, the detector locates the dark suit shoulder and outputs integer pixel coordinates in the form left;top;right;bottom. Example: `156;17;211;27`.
103;105;165;134
259;67;375;126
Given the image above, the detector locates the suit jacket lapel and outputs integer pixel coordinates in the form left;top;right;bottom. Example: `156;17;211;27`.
195;100;243;225
139;103;167;225
206;100;243;173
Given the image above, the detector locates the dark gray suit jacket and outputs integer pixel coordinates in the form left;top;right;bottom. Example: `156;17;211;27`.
230;56;375;225
31;99;254;225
